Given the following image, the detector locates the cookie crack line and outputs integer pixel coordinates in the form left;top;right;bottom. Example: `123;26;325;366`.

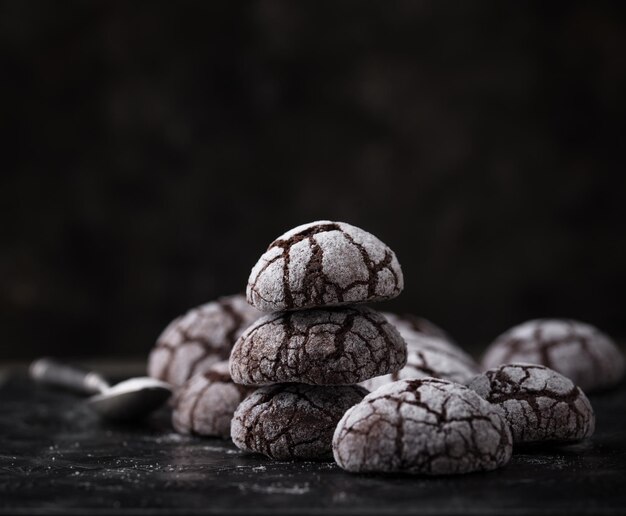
251;223;341;309
341;231;398;298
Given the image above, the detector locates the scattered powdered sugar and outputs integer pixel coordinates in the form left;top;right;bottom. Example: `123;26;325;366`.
241;482;311;495
152;432;191;444
201;445;241;454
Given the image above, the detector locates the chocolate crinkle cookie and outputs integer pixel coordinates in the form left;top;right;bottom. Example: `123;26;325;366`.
148;294;262;386
333;378;512;475
172;361;254;439
231;383;368;460
246;221;403;312
467;363;595;444
482;319;625;392
362;314;478;391
229;306;407;386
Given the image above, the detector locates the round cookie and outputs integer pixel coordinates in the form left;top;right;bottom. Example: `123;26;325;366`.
467;363;595;444
229;306;407;386
482;319;625;392
247;221;403;312
231;383;368;460
172;361;254;439
148;294;262;386
333;378;512;475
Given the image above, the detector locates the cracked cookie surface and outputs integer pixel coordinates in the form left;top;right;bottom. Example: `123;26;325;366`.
148;294;262;386
229;305;407;386
333;378;512;475
482;319;625;392
231;383;368;460
247;221;403;312
468;363;595;444
172;361;254;439
362;313;478;390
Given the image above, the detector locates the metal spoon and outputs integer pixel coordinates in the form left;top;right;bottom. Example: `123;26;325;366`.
30;358;172;421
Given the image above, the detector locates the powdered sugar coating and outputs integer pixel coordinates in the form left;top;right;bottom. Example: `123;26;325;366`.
482;319;625;392
247;221;403;312
148;295;262;386
468;363;595;444
172;361;254;439
362;313;478;391
333;378;512;475
231;383;368;460
229;306;407;386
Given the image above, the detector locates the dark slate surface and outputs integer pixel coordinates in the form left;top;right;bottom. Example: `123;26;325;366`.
0;371;625;516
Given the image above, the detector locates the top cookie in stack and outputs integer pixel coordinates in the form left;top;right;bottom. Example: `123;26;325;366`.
246;220;403;312
230;221;408;461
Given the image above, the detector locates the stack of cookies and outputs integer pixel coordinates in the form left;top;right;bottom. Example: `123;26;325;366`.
229;221;408;460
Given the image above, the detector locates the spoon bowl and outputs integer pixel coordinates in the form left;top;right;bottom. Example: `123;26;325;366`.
88;377;172;420
30;359;172;421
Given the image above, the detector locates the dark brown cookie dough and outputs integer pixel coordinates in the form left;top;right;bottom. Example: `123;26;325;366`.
247;221;403;312
172;361;254;439
468;363;595;444
482;319;625;392
229;306;407;386
148;294;262;386
231;383;368;460
333;378;512;475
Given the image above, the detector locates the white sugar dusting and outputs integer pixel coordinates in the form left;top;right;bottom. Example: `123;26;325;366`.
241;482;311;495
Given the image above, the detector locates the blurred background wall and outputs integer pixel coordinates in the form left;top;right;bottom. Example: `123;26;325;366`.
1;1;625;360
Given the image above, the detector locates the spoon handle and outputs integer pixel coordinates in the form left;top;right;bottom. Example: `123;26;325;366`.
29;358;110;395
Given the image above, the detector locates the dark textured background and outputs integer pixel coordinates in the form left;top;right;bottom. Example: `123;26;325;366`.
1;1;625;361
